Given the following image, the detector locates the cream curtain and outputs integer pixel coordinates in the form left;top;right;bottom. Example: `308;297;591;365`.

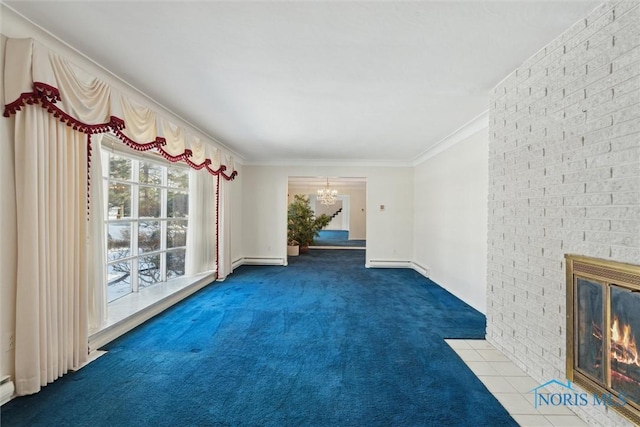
185;169;218;275
87;134;107;333
4;38;236;175
217;174;233;280
14;105;89;395
4;36;238;395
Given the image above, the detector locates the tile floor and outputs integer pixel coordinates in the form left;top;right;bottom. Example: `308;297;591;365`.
445;339;588;427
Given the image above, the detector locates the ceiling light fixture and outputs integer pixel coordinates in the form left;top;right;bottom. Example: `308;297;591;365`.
317;178;338;205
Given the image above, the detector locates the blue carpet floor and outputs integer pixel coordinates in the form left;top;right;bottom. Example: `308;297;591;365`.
1;250;516;426
313;230;366;247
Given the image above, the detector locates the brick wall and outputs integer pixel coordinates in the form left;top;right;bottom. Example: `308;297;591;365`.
487;2;639;425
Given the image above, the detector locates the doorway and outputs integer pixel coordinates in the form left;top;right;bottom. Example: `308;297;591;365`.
287;176;366;259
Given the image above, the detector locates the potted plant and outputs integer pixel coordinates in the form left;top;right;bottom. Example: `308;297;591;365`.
287;194;331;254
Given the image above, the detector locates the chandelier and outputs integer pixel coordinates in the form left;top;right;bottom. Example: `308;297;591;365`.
317;178;338;205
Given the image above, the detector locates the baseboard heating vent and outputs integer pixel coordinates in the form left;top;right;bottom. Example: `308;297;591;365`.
0;375;15;405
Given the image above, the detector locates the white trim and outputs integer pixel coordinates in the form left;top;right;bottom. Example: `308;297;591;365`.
236;257;286;266
411;261;431;278
88;273;214;352
366;259;413;269
366;259;430;278
412;111;489;166
311;246;365;250
232;257;245;270
243;158;413;167
0;375;15;406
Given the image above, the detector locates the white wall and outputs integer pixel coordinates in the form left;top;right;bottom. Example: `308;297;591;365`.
243;165;413;265
487;2;638;425
413;129;489;314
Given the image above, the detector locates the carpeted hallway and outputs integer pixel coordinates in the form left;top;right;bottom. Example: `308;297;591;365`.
1;250;516;426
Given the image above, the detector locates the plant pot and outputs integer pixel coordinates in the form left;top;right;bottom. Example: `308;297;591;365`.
299;245;310;254
287;245;299;256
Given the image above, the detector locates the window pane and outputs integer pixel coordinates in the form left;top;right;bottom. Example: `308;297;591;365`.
107;260;132;302
108;183;131;218
138;160;163;185
167;249;186;279
168;167;188;189
167;190;188;218
139;186;161;218
139;221;161;254
109;154;132;181
138;254;161;288
167;220;187;248
107;222;132;261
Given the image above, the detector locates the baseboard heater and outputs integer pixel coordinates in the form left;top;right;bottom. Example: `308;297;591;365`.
367;260;412;268
236;257;285;266
0;375;14;405
367;260;431;278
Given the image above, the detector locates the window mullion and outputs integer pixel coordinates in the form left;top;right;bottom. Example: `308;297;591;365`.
160;167;168;282
131;159;140;293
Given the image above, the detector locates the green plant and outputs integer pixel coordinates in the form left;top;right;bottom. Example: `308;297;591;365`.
287;194;331;249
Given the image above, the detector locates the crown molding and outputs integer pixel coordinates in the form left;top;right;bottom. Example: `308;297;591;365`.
243;158;413;168
412;110;489;166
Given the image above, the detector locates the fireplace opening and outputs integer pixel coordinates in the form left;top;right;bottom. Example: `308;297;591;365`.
567;255;640;425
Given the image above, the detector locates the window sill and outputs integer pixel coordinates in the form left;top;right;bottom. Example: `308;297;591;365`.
88;271;216;351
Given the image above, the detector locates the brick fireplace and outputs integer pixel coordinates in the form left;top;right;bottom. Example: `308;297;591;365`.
566;255;640;424
487;2;639;425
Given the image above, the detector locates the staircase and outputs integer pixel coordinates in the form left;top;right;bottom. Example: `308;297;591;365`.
329;207;342;221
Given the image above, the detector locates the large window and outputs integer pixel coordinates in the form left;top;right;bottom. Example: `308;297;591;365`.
103;148;189;302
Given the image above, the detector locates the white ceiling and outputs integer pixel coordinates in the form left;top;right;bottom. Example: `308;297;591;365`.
5;1;600;164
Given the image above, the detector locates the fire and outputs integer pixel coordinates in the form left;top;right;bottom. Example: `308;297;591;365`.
611;316;640;367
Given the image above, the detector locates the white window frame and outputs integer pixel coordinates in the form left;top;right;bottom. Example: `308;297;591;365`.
102;138;189;302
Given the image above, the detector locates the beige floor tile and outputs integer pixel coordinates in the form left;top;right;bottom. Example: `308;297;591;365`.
494;392;540;415
477;348;512;362
444;339;472;350
535;403;574;416
465;361;500;376
544;415;588;426
488;361;528;376
453;349;485;362
504;376;540;394
478;375;518;393
512;414;553;426
465;339;495;350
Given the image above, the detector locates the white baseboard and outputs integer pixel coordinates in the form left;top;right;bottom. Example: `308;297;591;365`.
411;261;431;278
0;375;15;405
366;259;430;278
366;260;412;269
236;257;285;266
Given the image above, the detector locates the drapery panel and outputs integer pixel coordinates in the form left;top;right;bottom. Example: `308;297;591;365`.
185;169;218;275
13;105;89;395
87;134;107;333
4;36;239;396
217;174;233;280
3;37;238;180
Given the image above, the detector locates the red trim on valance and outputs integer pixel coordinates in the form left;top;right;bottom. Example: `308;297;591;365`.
4;84;238;180
34;82;61;102
215;173;220;281
86;134;92;215
185;158;211;170
159;147;192;163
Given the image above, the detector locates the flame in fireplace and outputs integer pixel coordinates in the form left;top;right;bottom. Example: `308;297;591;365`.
611;316;640;367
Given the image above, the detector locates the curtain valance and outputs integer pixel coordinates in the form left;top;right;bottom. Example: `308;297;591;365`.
3;37;237;180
